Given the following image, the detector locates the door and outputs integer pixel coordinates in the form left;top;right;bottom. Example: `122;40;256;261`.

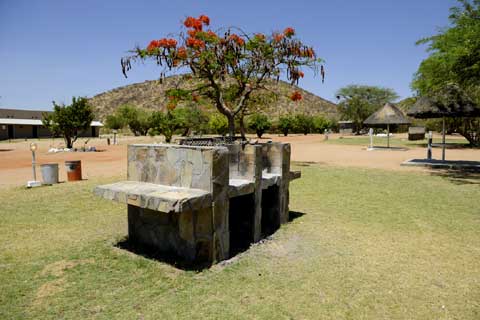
7;125;14;139
32;126;38;138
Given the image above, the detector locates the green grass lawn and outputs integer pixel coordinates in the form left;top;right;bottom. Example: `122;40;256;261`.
325;135;470;148
1;166;479;319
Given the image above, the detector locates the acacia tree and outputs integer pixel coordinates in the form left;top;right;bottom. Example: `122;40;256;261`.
42;97;94;149
412;0;480;145
121;15;323;137
336;85;399;133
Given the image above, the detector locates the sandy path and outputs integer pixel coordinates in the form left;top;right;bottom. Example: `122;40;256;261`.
1;134;479;189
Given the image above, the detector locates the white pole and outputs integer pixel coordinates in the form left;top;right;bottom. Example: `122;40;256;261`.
32;150;37;181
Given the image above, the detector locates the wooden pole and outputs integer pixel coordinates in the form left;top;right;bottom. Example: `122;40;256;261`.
387;124;390;148
442;117;446;161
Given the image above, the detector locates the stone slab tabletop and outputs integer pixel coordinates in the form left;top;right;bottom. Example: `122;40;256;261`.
401;158;480;170
228;178;255;198
289;171;302;181
94;181;212;213
261;172;281;189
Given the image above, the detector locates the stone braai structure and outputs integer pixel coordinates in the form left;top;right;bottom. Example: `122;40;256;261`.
95;141;300;266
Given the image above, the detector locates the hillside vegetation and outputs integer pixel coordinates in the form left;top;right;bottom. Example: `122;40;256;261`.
89;75;338;120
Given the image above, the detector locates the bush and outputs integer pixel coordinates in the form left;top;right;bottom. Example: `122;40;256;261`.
208;114;229;136
277;115;295;136
293;114;314;135
104;114;125;131
42;97;94;149
117;105;152;136
172;106;209;136
149;111;178;143
247;113;272;138
312;115;331;133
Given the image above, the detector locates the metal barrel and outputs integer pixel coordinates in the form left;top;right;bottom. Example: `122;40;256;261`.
40;163;59;185
64;160;82;181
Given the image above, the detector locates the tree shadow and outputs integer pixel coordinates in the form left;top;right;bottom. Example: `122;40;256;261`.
429;168;480;185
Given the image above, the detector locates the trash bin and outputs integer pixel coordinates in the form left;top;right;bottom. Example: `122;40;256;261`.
65;160;82;181
40;163;59;185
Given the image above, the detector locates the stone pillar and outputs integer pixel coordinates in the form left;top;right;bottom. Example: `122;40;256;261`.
260;142;292;226
209;147;230;262
279;143;291;224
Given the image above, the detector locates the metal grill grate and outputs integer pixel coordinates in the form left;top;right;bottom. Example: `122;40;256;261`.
178;136;244;146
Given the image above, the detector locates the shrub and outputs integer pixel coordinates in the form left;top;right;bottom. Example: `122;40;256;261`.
208;114;229;136
312;115;331;133
277;115;295;136
293;114;314;135
149;111;178;143
104;114;125;131
247;113;272;138
42;97;94;149
172;106;209;136
117;105;152;136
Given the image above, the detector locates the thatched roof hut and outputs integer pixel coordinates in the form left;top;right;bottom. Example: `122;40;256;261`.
407;84;480;119
406;85;480;160
364;103;410;125
363;103;410;148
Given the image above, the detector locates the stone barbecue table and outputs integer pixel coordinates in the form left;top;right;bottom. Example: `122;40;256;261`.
94;141;300;266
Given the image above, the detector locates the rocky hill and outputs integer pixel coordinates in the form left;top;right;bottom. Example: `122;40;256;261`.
89;75;338;120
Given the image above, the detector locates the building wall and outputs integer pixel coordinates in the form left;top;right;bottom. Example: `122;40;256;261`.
0;125;8;140
0;125;100;140
38;126;52;137
13;125;35;139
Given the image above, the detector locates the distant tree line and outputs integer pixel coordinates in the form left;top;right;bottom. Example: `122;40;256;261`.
104;104;337;141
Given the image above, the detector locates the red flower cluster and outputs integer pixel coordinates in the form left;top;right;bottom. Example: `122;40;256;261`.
186;37;205;49
290;91;303;102
147;38;177;51
184;15;210;31
187;29;198;37
177;46;187;59
206;30;218;39
283;27;295;37
273;33;284;42
184;15;212;50
229;33;245;46
199;15;210;25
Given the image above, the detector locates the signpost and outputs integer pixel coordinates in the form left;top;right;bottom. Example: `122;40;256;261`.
27;142;41;188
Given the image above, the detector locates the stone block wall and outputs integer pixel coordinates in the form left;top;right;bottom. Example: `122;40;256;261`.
100;142;296;267
127;144;230;264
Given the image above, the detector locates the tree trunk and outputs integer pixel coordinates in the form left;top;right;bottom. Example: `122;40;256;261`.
64;135;73;149
239;116;246;140
227;114;235;138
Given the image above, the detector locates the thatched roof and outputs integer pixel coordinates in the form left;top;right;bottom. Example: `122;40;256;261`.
364;103;410;125
407;85;480;119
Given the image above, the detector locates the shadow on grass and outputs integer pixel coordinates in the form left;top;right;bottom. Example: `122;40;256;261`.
289;210;306;222
430;169;480;185
115;238;209;271
115;210;307;270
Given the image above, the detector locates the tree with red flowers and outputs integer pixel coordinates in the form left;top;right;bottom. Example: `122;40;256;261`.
121;15;324;137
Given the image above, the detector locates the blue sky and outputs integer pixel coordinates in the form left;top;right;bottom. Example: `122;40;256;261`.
0;0;458;110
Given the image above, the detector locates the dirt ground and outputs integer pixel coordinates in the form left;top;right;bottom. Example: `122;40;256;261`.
1;133;479;189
